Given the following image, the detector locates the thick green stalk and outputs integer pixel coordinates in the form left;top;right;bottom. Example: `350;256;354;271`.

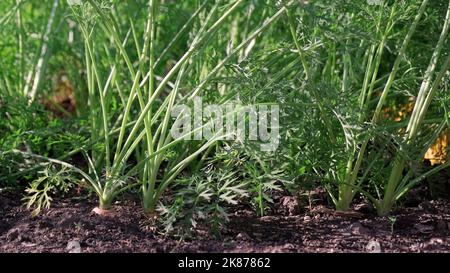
335;3;396;210
16;0;24;94
378;54;450;216
335;0;428;211
141;3;220;213
408;0;450;136
377;0;450;215
83;32;112;176
83;40;100;173
27;0;59;103
86;1;154;177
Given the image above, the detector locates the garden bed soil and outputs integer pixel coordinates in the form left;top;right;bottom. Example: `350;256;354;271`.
1;190;450;253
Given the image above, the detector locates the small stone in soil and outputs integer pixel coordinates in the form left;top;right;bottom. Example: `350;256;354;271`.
366;240;381;253
427;238;444;245
21;242;38;248
282;243;295;251
66;240;82;253
236;232;251;241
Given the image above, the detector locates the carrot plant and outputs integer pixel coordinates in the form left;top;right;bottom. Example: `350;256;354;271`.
66;0;287;213
334;0;430;212
284;0;399;211
284;0;450;214
373;0;450;215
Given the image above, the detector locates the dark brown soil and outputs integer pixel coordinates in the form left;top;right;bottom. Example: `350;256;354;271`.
1;190;450;253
